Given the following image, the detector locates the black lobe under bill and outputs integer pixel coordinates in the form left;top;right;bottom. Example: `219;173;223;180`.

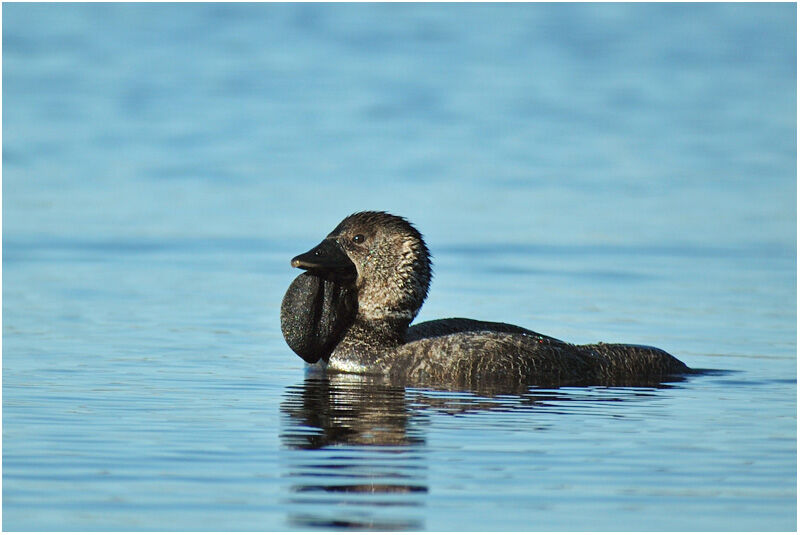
280;272;357;363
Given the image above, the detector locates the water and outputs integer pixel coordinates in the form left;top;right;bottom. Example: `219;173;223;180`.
3;3;796;531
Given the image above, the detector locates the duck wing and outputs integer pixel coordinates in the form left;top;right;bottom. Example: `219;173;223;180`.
407;317;561;343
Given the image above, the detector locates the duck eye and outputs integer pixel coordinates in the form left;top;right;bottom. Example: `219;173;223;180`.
352;234;365;244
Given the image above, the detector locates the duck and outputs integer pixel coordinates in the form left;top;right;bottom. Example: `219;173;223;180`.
280;211;691;388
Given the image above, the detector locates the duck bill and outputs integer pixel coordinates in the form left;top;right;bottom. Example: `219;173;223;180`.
291;238;356;281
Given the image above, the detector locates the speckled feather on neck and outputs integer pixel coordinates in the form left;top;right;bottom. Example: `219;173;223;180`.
281;211;691;388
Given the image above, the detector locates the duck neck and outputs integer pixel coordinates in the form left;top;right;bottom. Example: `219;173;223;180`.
328;314;409;372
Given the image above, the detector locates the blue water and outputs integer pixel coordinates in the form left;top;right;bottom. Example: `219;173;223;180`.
3;3;796;531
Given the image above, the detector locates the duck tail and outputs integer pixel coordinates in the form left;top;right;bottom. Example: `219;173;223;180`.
580;343;692;385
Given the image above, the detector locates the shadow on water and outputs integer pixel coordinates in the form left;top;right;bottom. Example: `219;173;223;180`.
279;372;693;530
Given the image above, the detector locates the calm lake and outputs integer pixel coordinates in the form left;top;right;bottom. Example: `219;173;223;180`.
3;3;796;531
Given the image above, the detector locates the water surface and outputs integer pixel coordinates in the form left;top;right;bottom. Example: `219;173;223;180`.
3;3;796;531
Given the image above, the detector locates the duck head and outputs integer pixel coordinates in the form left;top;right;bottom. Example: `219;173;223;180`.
281;211;431;362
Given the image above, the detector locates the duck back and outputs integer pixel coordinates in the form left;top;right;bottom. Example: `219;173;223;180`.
375;329;689;388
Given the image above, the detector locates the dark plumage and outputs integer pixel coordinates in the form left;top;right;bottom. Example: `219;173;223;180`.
280;211;691;388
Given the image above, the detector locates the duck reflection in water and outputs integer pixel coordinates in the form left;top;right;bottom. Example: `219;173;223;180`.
279;373;553;530
280;372;683;530
280;373;427;531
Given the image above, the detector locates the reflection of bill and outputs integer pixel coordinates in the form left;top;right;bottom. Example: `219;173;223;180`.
280;374;427;531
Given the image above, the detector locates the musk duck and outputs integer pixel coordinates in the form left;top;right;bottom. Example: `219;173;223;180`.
280;211;691;388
